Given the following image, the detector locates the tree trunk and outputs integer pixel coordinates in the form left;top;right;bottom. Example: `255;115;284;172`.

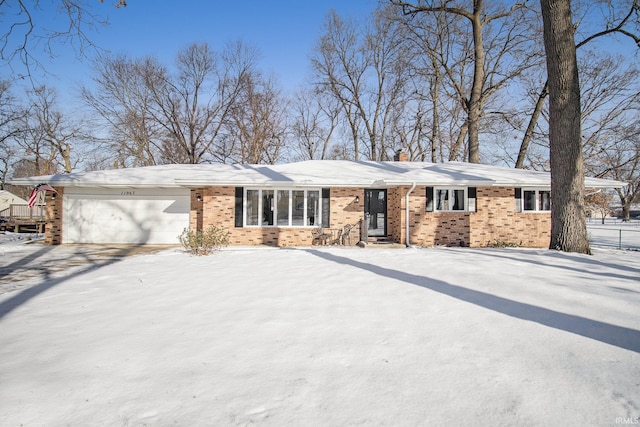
430;74;439;163
516;82;548;169
450;123;468;161
541;0;590;253
622;202;630;222
467;11;484;164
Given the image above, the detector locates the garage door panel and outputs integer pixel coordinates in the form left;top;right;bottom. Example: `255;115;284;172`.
62;188;190;244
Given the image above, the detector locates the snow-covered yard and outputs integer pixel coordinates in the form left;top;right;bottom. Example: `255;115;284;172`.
0;231;639;426
587;218;640;251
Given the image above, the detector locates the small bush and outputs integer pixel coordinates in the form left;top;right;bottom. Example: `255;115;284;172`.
487;239;521;248
178;225;230;255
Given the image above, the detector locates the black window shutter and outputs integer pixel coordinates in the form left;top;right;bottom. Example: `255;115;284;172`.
234;187;243;227
468;187;477;212
514;188;522;212
426;186;434;212
322;188;330;227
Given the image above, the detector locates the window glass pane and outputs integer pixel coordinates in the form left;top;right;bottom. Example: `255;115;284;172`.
246;190;259;226
308;191;319;226
539;191;551;211
307;191;320;226
292;190;305;226
436;189;449;211
263;190;274;226
452;189;465;210
523;190;536;211
277;190;290;226
321;189;330;227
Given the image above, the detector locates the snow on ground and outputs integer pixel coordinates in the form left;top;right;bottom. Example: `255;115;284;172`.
587;219;640;251
0;229;639;426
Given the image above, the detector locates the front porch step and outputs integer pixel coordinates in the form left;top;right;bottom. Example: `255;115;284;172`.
358;237;406;249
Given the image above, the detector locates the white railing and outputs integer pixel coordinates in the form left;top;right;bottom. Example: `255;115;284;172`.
0;204;46;221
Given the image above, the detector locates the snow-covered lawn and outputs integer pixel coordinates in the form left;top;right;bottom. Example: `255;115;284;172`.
587;219;640;250
0;237;639;426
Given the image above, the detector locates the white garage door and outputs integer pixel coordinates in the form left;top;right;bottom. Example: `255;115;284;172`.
62;187;190;244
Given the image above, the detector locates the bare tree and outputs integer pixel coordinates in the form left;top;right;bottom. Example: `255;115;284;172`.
0;0;125;78
158;41;259;164
10;85;86;176
541;0;590;253
516;0;640;169
392;0;537;163
580;57;639;177
395;8;469;162
227;73;288;164
83;41;258;165
590;120;640;222
82;55;165;167
585;190;614;224
0;80;25;188
30;85;85;173
290;88;340;160
312;7;410;161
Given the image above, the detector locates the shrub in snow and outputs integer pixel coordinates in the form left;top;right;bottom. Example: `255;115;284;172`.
178;225;229;255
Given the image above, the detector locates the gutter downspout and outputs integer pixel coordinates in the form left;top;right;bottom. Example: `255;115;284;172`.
405;182;417;247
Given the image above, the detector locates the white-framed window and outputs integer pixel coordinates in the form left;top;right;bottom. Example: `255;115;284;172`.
244;188;322;227
426;186;476;212
435;187;467;212
522;188;551;212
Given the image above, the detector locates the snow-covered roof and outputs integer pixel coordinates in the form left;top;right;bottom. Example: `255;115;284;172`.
0;190;28;210
9;160;625;189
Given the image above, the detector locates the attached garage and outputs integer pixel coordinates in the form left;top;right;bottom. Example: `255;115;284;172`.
62;187;190;244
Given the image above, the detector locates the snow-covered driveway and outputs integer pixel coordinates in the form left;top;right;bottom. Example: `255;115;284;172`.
0;243;639;426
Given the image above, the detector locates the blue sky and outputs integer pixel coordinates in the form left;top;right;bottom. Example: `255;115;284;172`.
7;0;636;106
21;0;380;100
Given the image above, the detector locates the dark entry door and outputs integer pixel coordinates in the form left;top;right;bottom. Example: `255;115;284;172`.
364;189;387;237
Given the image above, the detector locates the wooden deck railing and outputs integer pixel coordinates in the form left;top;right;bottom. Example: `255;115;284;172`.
0;204;46;221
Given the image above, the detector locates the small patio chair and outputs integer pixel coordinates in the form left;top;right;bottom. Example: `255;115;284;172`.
330;229;343;245
312;227;330;245
342;223;353;245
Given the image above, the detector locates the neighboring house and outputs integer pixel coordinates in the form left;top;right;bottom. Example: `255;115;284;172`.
10;157;625;247
611;204;640;220
0;190;28;212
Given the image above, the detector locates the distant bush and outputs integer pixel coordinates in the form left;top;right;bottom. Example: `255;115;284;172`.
178;225;229;255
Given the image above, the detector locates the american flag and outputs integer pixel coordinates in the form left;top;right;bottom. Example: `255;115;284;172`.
28;183;57;207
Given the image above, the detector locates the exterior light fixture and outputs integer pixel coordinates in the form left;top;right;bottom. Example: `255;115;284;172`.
355;196;360;203
51;192;56;200
196;193;202;202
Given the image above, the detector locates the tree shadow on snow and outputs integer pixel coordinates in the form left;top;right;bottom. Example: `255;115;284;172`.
0;201;159;321
457;247;640;283
0;244;150;321
0;245;152;319
0;245;56;281
306;249;640;354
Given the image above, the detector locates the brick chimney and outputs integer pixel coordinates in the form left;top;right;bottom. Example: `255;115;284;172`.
394;150;409;162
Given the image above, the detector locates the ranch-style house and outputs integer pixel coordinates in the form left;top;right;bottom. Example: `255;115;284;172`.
11;155;624;248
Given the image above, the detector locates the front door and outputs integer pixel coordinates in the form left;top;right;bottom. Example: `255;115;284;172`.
364;189;387;237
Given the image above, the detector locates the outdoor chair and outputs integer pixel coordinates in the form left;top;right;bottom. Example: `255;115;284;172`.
312;227;330;245
330;229;343;245
342;223;353;245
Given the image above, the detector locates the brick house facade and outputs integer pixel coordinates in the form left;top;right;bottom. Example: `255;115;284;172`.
19;159;618;247
183;184;550;248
